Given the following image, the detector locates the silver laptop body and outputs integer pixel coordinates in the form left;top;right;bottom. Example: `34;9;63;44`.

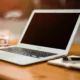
0;10;80;65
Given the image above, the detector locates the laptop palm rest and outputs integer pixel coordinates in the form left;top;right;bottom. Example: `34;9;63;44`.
0;51;38;65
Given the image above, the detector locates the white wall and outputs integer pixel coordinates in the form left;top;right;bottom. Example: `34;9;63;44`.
0;19;27;39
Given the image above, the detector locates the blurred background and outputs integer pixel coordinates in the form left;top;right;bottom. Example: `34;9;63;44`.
0;0;80;46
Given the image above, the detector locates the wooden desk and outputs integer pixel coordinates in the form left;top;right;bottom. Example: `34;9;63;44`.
0;44;80;80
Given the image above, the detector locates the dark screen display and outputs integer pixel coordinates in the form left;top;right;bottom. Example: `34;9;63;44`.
21;13;79;49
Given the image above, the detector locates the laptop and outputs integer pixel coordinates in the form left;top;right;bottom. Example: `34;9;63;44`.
0;10;80;65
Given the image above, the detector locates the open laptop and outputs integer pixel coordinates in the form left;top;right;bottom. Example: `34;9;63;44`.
0;10;80;65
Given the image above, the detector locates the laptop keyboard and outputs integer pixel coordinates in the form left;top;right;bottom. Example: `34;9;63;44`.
0;47;56;58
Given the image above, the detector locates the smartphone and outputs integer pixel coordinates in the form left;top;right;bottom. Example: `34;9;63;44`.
48;57;80;69
63;56;80;63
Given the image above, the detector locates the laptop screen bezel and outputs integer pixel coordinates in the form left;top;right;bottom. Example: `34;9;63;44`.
18;10;80;55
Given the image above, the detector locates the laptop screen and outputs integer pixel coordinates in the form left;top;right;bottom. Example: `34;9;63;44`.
21;13;79;50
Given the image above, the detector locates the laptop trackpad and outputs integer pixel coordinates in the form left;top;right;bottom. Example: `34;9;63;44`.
0;51;38;65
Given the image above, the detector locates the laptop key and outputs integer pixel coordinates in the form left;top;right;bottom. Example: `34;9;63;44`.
0;47;56;58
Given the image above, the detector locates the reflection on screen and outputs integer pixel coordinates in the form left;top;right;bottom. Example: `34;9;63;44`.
21;13;79;49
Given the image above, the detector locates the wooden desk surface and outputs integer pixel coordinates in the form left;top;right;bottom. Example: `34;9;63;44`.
0;44;80;80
